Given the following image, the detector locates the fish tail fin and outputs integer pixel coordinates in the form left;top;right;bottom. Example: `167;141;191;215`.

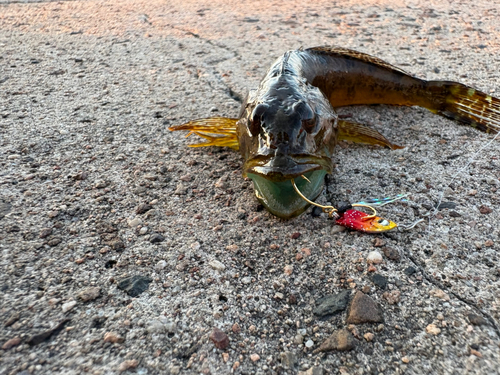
168;117;239;150
425;81;500;134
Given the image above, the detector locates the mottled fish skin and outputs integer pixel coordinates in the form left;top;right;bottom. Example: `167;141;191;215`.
171;46;500;219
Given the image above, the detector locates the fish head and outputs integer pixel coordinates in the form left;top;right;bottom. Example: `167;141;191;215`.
237;75;338;219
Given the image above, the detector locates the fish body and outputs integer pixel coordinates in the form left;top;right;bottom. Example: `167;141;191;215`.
170;47;500;219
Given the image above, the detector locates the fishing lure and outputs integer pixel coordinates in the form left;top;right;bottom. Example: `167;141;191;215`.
170;46;500;230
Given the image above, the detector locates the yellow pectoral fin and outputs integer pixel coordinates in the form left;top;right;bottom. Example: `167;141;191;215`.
338;120;404;150
168;117;239;150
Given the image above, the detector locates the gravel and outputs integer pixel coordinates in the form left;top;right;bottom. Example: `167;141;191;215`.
1;0;500;374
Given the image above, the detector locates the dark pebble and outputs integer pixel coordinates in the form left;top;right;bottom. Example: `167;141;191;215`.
136;203;153;214
311;206;323;217
291;232;301;239
467;313;488;326
313;290;350;318
404;266;417;276
346;291;383;324
370;274;388;289
436;201;456;210
108;239;125;251
449;211;461;217
382;247;400;262
27;319;70;346
288;294;297;305
209;327;229;349
47;237;62;247
150;233;165;243
39;228;52;239
117;275;152;297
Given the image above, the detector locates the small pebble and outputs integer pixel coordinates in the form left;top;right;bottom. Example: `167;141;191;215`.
2;337;22;350
402;356;410;363
479;205;492;214
305;339;314;348
78;287;100;302
209;260;226;272
127;217;142;228
364;332;374;342
366;251;383;264
150;233;164;243
118;359;138;372
135;203;152;214
62;301;77;313
370;273;388;289
426;324;441;335
174;184;187;195
470;349;482;357
232;323;241;334
381;247;400;262
314;329;355;353
250;354;260;362
382;290;401;305
155;260;167;270
139;226;149;235
430;289;450;301
404;266;417;276
284;265;293;275
104;332;124;343
467;313;488;326
210;328;229;349
39;228;52;239
346;291;383;324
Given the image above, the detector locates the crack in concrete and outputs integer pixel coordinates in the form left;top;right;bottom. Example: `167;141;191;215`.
169;25;243;104
407;252;500;338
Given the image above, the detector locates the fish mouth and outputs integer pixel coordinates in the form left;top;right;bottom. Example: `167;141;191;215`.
244;155;329;219
244;154;331;181
247;170;327;219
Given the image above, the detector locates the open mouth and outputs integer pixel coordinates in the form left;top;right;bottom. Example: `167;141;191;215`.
246;169;327;219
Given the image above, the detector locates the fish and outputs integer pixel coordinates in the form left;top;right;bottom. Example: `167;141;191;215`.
169;46;500;219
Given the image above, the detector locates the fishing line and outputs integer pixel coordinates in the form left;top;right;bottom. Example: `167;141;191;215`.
427;130;500;236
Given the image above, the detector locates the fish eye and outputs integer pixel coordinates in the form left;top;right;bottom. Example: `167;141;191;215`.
302;116;317;133
294;101;316;133
377;219;389;226
249;103;268;137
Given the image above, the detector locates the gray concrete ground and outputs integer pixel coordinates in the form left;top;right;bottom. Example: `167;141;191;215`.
1;0;500;374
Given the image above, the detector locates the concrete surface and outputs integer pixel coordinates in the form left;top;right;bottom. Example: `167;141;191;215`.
1;0;499;374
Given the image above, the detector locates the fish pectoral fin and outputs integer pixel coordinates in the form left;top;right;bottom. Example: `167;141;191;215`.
168;117;239;150
338;120;404;150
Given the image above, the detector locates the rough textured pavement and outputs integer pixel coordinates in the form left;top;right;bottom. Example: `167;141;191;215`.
1;1;500;374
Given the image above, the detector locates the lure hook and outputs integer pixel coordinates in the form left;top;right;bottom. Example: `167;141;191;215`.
291;178;338;218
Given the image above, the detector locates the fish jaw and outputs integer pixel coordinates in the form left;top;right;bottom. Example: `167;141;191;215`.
246;170;327;219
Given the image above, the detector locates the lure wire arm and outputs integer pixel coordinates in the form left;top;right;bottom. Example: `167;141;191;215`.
291;177;377;220
291;178;338;218
351;203;377;220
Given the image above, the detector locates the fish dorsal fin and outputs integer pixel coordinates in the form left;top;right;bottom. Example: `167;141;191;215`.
306;46;410;75
338;120;404;150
